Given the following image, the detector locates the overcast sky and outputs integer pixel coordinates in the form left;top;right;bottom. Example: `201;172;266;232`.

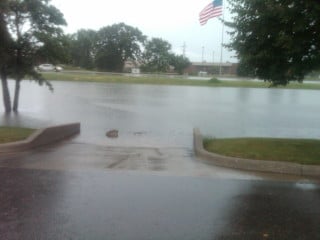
51;0;237;63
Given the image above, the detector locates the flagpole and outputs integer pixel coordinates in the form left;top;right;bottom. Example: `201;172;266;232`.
219;0;225;75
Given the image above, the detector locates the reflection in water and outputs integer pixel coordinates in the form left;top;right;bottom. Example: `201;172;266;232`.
2;167;318;239
216;180;320;239
267;88;285;104
1;80;320;147
0;112;51;128
0;167;250;240
295;180;319;191
236;87;250;103
0;168;71;239
1;81;320;239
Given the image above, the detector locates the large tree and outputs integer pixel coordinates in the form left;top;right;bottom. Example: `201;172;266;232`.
70;29;97;69
2;0;66;112
0;0;12;112
141;38;173;72
95;23;145;72
227;0;320;85
170;54;191;74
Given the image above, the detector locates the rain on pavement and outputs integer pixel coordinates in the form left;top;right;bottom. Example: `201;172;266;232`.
1;81;320;239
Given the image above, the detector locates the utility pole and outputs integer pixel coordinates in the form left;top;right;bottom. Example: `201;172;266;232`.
219;1;225;75
182;42;186;57
202;46;205;63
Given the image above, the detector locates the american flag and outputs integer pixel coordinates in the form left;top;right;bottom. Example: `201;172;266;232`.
199;0;223;26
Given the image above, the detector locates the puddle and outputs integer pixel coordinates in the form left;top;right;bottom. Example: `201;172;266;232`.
294;180;319;190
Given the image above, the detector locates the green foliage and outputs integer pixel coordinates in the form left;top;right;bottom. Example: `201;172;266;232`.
141;39;190;74
170;55;191;74
227;0;320;85
3;0;67;82
66;26;190;74
69;29;97;69
1;0;67;111
236;59;255;77
95;23;146;72
0;1;10;65
204;137;320;165
208;77;221;84
41;72;320;90
141;38;173;72
0;0;12;112
0;126;35;144
36;33;71;65
306;69;320;79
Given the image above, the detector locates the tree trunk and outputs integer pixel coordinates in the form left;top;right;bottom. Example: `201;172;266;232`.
13;79;21;112
0;65;11;113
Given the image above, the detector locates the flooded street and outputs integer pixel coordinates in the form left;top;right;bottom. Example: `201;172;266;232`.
1;80;320;147
2;80;319;179
0;168;319;240
1;80;320;239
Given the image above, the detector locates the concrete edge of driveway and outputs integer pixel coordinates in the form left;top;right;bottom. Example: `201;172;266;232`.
193;128;320;178
0;123;81;153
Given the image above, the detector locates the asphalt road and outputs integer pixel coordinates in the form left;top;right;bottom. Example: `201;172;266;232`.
0;142;320;240
2;78;320;239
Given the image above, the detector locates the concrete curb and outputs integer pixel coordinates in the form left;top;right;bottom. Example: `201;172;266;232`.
0;123;81;153
193;128;320;177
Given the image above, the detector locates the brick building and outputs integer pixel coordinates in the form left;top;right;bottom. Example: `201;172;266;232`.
185;62;238;75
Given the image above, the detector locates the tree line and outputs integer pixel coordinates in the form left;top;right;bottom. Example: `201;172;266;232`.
0;0;190;113
68;24;190;74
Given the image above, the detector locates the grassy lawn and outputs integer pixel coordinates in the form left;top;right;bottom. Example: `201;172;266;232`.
0;127;35;144
203;138;320;165
41;72;320;90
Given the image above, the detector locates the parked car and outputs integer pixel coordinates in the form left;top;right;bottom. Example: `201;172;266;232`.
55;66;63;72
37;64;63;72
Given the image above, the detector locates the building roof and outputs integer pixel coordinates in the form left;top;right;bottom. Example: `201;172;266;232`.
191;62;234;67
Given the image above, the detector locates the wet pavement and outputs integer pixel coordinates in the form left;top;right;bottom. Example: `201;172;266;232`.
1;140;320;239
0;166;319;240
1;81;320;239
0;139;313;181
0;140;264;180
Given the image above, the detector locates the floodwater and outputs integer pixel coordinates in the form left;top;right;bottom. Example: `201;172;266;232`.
1;80;320;239
1;167;319;240
1;80;320;148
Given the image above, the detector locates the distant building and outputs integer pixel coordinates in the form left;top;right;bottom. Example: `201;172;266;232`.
123;60;141;73
185;62;238;75
131;68;140;74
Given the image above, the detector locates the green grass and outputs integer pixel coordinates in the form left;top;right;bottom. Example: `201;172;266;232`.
203;138;320;165
41;72;320;90
0;127;35;144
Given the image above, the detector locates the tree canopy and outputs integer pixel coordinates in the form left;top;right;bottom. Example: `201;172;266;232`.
141;38;173;72
141;38;190;73
227;0;320;85
95;23;146;72
67;28;191;74
170;55;191;74
70;29;97;69
0;0;12;112
1;0;67;111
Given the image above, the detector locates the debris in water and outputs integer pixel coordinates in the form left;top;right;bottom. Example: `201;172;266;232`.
106;129;119;138
134;131;147;136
